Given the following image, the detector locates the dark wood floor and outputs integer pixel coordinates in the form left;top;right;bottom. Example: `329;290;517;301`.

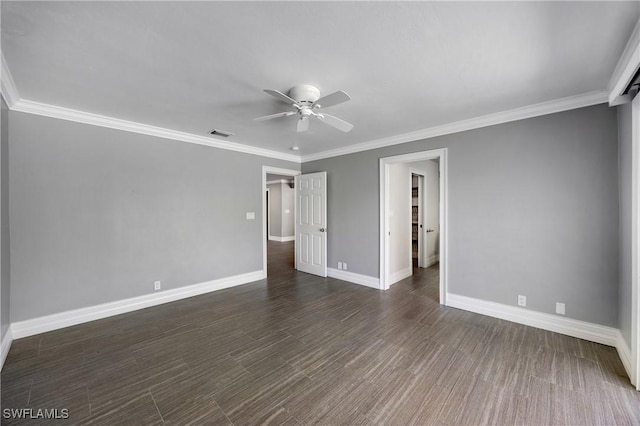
2;241;639;425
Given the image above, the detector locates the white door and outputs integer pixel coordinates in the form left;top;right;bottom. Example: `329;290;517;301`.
295;172;327;277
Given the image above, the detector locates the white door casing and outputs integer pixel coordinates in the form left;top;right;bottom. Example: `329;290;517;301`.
380;149;448;303
262;166;301;277
296;172;328;277
632;93;640;389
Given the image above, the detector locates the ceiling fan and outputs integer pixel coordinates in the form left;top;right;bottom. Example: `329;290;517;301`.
254;84;353;132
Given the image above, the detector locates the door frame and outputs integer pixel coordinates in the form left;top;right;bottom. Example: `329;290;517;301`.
632;93;640;389
379;148;448;305
262;166;301;276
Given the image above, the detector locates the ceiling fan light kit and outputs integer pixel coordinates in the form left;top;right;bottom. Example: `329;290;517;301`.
255;84;354;133
289;84;321;104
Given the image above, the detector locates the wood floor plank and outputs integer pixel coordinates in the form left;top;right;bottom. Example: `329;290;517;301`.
2;240;638;425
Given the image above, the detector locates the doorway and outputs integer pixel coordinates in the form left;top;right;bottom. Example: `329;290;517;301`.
380;148;448;304
262;166;301;276
411;172;424;270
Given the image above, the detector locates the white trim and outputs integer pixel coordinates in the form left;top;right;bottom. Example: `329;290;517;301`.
1;326;13;371
11;270;265;339
617;330;634;382
447;293;618;347
389;266;412;286
3;56;608;166
632;94;640;389
380;148;448;306
1;54;19;108
268;235;295;242
11;99;301;163
425;254;439;268
608;18;640;106
327;268;380;290
262;166;301;275
303;91;607;162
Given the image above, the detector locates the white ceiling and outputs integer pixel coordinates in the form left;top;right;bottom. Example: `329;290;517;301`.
2;1;639;158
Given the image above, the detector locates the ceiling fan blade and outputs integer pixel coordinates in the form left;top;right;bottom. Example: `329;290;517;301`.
297;117;309;132
264;89;298;105
254;111;296;121
317;113;353;132
313;90;351;109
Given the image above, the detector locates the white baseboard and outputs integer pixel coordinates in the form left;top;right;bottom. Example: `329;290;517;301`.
327;268;381;289
1;325;13;371
616;330;633;380
446;293;618;347
425;254;439;268
268;235;295;242
11;270;266;339
389;266;412;286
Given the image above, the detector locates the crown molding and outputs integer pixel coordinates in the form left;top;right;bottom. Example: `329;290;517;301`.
302;90;608;162
608;18;640;106
1;54;20;108
10;99;302;163
4;45;607;166
2;52;299;162
8;90;608;166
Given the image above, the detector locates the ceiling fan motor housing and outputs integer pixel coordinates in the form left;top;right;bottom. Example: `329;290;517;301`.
289;84;321;105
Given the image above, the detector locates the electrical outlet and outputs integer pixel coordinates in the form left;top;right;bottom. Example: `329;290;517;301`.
556;302;565;315
154;281;161;291
338;262;343;270
517;295;526;307
343;263;347;270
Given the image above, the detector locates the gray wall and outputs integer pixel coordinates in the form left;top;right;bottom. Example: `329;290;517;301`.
303;104;620;326
267;179;294;239
618;102;632;344
281;183;294;237
267;182;282;237
10;111;299;322
1;98;10;341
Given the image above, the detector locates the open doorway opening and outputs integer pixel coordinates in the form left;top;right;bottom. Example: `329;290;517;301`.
411;173;423;270
262;166;301;276
410;162;440;272
380;149;448;304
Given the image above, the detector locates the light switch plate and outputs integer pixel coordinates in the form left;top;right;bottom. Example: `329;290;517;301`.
556;302;565;315
246;212;255;220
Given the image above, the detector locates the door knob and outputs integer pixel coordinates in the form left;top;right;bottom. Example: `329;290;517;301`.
320;228;326;232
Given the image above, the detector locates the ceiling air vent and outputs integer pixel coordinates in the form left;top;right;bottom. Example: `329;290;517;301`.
209;129;234;138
